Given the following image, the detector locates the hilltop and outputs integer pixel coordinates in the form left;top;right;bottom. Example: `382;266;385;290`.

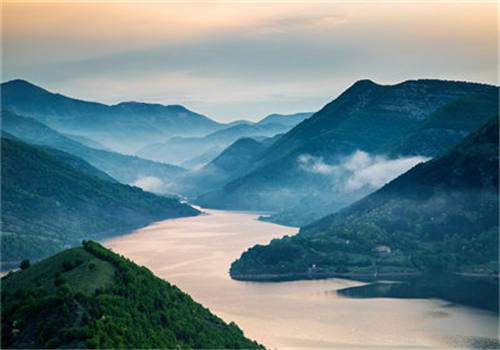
1;241;263;349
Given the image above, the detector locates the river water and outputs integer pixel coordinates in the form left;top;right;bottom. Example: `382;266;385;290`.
104;208;498;349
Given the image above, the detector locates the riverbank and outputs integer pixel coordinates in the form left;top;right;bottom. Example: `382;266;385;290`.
230;271;423;282
103;207;498;349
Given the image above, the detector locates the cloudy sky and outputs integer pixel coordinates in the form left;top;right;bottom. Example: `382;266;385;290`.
2;1;497;122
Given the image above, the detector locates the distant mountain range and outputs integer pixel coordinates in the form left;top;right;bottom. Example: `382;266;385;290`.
2;110;186;192
173;138;267;197
1;136;199;268
1;79;223;154
137;113;312;166
1;79;313;159
195;79;498;227
1;241;262;349
230;116;499;280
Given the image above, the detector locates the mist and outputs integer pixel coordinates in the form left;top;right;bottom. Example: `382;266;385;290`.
298;150;430;191
132;176;165;193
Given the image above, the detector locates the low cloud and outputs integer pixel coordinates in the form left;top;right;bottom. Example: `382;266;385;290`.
298;154;336;175
131;176;165;193
299;150;429;191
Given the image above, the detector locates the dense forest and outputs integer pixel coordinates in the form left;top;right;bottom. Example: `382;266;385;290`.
1;241;263;349
1;136;199;267
230;117;499;280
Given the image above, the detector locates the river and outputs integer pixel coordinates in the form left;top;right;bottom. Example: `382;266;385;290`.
104;208;498;349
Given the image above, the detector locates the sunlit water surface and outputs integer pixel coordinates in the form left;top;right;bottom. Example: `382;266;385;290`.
104;208;498;349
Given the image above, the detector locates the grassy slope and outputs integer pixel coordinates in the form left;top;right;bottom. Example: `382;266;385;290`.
1;241;263;349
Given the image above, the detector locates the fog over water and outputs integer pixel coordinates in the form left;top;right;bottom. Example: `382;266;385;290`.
104;208;498;349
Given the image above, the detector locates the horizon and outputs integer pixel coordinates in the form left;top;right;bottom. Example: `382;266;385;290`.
2;1;497;122
2;76;496;124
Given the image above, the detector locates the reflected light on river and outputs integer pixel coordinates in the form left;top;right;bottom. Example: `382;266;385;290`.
104;208;498;349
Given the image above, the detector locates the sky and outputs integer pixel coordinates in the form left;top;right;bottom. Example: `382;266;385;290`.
2;1;498;122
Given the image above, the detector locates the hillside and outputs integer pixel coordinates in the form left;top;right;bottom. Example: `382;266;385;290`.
382;90;499;157
1;137;199;267
255;112;313;127
1;79;222;153
230;117;499;280
196;79;497;217
1;241;263;349
1;110;186;192
261;89;499;227
174;138;266;197
137;122;291;166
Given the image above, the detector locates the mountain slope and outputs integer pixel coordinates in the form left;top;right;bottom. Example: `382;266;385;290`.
1;79;222;153
1;131;116;183
382;90;499;157
196;79;497;213
1;241;262;349
256;112;313;127
230;117;499;280
174;138;266;197
262;89;499;227
137;122;292;166
1;137;199;267
1;110;186;192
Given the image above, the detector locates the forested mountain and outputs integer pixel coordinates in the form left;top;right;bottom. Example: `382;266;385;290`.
382;90;499;157
1;241;262;349
196;80;498;224
261;88;499;227
1;137;199;267
2;131;116;183
174;138;266;197
2;110;186;192
1;79;223;153
255;112;313;127
137;121;296;166
230;117;499;280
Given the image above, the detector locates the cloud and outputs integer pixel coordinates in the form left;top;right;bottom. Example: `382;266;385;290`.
131;176;165;193
298;150;429;191
298;154;337;175
344;152;429;190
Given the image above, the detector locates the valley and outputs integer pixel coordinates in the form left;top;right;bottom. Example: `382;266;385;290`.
103;208;499;349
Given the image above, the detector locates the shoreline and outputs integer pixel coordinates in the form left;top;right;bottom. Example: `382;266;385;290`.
230;271;423;282
231;271;499;283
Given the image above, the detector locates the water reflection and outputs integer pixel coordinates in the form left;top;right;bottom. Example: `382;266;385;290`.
104;208;499;349
337;274;499;312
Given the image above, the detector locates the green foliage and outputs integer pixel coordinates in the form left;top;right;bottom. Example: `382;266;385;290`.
1;242;263;349
1;136;199;265
197;80;497;213
20;259;30;270
231;117;499;279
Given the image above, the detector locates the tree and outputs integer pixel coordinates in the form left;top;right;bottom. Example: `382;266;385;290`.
20;259;30;270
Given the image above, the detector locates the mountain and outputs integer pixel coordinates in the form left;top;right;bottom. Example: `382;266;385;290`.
1;241;263;349
1;79;222;153
261;89;499;227
195;79;497;215
174;138;266;197
382;90;499;157
137;122;292;166
63;133;112;151
256;112;313;127
230;117;499;280
2;131;116;183
1;136;199;268
1;110;186;192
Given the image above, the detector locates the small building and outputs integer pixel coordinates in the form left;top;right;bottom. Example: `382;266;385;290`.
373;245;391;254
